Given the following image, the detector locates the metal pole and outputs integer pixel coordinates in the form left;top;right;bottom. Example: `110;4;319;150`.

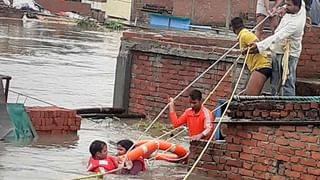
4;79;9;103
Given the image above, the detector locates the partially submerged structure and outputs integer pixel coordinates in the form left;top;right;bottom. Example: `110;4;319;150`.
113;25;320;179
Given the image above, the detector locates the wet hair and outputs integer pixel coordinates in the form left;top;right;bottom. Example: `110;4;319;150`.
230;17;245;30
89;140;107;157
189;89;202;101
117;139;134;152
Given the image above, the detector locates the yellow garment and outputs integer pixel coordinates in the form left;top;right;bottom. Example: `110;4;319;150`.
281;39;290;85
238;28;271;72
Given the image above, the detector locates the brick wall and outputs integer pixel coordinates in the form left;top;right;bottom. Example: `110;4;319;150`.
114;31;249;120
188;100;320;179
297;26;320;78
190;123;320;179
228;101;320;121
35;0;91;16
131;0;257;26
26;106;81;134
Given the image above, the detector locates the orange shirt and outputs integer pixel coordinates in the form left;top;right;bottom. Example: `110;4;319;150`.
169;106;214;140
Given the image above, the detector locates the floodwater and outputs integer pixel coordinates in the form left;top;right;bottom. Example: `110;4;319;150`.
0;19;200;180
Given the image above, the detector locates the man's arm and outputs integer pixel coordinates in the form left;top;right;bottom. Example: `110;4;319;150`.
169;98;187;128
256;22;297;52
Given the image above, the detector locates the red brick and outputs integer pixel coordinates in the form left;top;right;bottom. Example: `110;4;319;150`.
296;126;313;133
300;135;318;143
258;126;274;134
236;131;252;139
226;159;242;167
278;146;294;155
240;153;254;161
227;144;242;152
291;164;306;172
252;133;268;141
289;141;306;149
275;154;290;161
295;150;311;157
301;103;311;110
283;132;300;140
285;170;301;178
290;156;300;163
308;168;320;176
279;125;295;131
310;102;318;109
270;176;286;180
254;172;270;180
301;174;317;180
275;138;289;146
239;169;254;177
285;103;294;110
243;162;253;170
313;127;320;134
257;142;274;150
270;112;281;118
241;139;257;147
306;144;320;152
312;152;320;160
252;164;268;172
280;111;288;117
261;111;269;117
300;158;317;167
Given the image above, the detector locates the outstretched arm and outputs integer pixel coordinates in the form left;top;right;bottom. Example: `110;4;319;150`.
169;98;187;128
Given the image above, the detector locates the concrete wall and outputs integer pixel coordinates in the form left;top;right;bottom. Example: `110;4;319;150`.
106;0;132;20
189;100;320;179
113;31;249;120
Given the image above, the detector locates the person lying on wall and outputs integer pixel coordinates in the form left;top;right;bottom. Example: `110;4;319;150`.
231;17;272;96
168;89;214;141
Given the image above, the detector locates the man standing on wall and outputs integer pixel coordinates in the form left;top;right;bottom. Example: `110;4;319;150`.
168;89;214;141
250;0;306;96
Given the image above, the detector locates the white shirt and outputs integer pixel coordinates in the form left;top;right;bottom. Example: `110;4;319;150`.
257;2;306;58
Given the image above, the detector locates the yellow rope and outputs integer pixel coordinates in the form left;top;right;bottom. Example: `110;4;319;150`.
182;48;250;180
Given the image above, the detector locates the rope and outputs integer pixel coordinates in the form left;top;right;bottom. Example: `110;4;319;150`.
233;95;320;102
202;54;242;106
72;12;273;180
183;48;250;180
9;89;57;106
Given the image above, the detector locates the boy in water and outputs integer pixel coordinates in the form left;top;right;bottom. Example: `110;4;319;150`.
87;140;118;174
116;139;146;175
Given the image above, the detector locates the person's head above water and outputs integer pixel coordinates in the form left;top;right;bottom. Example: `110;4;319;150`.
89;140;108;160
116;139;134;156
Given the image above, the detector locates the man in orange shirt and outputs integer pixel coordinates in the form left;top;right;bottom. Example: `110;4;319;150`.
169;89;214;141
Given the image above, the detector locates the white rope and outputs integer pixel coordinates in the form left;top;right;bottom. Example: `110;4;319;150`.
202;54;242;106
182;48;250;180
